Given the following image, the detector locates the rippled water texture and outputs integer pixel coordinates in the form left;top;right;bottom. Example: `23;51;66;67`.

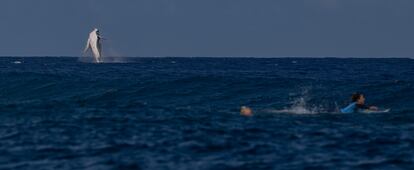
0;57;413;169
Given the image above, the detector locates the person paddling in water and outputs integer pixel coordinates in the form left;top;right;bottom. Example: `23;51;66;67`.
341;93;378;113
240;106;253;117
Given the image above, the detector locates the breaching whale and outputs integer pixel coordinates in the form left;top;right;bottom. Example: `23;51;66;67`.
83;28;103;63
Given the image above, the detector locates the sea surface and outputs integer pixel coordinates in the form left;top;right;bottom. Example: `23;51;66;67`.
0;57;413;170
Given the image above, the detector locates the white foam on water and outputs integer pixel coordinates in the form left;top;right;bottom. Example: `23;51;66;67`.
264;97;321;114
101;57;133;63
263;87;332;115
78;56;134;63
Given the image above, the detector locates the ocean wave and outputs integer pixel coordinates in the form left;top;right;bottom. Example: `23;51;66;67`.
0;57;413;169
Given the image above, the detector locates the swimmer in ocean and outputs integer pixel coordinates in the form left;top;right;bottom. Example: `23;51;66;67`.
341;92;378;113
240;106;253;116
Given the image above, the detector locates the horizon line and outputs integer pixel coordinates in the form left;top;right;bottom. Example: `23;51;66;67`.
0;56;412;59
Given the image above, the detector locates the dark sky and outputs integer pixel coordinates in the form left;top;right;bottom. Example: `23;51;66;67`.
0;0;413;57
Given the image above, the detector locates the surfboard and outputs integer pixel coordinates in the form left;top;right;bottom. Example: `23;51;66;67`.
361;109;390;114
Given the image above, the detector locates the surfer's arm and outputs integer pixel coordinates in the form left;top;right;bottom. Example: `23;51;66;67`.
358;104;378;111
340;102;357;113
369;106;378;111
357;104;370;110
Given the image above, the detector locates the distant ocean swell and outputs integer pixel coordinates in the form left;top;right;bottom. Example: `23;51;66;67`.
0;58;413;114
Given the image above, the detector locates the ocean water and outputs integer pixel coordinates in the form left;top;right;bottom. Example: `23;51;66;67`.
0;57;413;169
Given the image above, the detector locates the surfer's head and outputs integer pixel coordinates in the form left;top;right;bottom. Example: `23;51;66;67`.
351;93;365;104
240;106;253;117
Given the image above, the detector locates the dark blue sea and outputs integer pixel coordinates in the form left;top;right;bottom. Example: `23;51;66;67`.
0;57;413;170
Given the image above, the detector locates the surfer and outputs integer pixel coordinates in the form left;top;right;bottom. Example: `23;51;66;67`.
83;28;103;63
240;106;253;116
341;92;378;113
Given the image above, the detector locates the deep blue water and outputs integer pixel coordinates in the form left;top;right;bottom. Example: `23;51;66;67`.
0;57;413;170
